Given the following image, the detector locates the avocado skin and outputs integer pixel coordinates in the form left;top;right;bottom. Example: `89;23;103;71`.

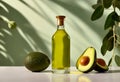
76;47;97;73
94;63;109;72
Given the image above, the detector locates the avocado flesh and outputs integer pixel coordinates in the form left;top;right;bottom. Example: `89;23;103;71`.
76;47;96;73
94;63;109;72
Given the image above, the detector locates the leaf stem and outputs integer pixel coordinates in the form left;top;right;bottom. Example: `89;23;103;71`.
110;22;118;66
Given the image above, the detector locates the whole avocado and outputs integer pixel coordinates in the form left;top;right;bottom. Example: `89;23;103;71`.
24;52;50;72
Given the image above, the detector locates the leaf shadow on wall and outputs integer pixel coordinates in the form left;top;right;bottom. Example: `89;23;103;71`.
20;0;106;66
0;1;51;65
50;0;104;38
48;0;105;65
20;0;120;66
19;0;54;26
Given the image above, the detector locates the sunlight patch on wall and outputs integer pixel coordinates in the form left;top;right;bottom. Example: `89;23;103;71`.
2;29;12;36
0;32;4;37
0;48;15;65
0;2;9;12
0;45;6;52
77;0;92;11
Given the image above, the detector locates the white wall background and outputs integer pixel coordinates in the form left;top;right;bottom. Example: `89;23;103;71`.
0;0;115;66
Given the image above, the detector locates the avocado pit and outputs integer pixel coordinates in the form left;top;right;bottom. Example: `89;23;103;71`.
96;58;106;66
80;56;90;66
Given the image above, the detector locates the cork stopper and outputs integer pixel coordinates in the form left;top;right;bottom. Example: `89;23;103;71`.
56;16;65;26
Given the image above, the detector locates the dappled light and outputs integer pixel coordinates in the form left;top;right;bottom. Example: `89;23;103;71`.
0;0;51;65
0;0;110;66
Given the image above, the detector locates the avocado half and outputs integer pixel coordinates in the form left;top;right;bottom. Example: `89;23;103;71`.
94;58;109;72
76;47;96;73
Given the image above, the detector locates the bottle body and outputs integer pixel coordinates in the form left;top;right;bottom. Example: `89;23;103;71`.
52;16;70;73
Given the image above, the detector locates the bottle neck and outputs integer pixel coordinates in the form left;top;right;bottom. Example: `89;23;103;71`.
56;16;65;30
57;25;64;29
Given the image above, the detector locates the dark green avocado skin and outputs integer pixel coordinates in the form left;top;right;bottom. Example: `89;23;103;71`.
94;64;109;72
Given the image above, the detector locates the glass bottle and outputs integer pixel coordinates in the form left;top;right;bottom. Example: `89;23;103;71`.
52;16;70;73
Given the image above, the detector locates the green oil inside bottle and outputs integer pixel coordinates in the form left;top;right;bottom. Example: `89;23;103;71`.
52;16;70;73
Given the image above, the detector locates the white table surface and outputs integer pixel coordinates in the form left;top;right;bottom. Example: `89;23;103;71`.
0;66;120;82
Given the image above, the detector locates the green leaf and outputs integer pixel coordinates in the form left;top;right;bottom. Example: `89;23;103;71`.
112;12;119;21
114;0;120;10
103;0;113;8
115;55;120;66
104;11;119;30
101;37;113;55
107;36;114;51
101;30;114;55
103;30;114;51
104;12;115;30
108;57;112;66
92;4;101;9
91;5;104;21
97;0;102;4
103;29;113;43
101;43;108;55
92;0;102;9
